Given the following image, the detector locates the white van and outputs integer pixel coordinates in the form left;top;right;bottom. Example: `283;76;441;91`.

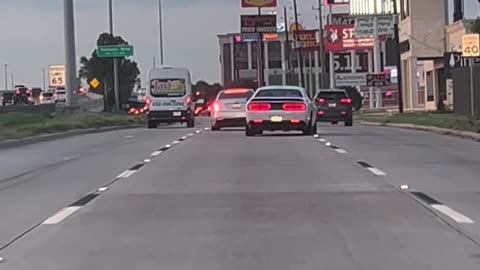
146;66;195;128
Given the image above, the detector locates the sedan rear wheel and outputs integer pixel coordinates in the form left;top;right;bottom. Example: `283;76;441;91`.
245;125;255;137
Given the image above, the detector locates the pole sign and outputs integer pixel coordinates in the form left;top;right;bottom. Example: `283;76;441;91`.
48;65;66;87
462;34;480;58
324;24;374;52
366;73;391;87
294;29;320;51
96;45;134;58
354;15;394;38
241;0;277;8
241;15;277;33
335;73;367;87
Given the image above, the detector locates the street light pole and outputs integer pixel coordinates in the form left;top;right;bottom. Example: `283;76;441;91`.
4;64;7;90
317;0;325;89
63;0;77;107
158;0;164;65
393;0;404;113
108;0;120;112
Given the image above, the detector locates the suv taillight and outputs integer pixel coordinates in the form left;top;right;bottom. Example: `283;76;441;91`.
282;103;306;111
316;98;325;103
340;98;352;104
247;103;271;111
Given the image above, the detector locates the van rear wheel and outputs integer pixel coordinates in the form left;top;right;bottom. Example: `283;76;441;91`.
187;117;195;128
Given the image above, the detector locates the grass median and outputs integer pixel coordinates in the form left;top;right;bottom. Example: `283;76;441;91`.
361;112;480;133
0;112;146;140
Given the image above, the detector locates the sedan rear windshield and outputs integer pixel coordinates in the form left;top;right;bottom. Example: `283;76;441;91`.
255;89;303;98
218;91;253;100
150;79;186;97
42;92;53;97
316;91;348;100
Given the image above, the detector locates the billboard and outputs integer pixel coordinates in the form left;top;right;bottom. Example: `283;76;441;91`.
349;0;399;15
324;24;374;52
241;15;277;33
48;65;66;87
294;30;320;51
241;0;277;8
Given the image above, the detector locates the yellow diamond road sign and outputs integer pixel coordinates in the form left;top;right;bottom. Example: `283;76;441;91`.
89;78;100;89
462;34;480;57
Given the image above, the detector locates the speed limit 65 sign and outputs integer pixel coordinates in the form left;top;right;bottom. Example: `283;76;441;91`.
462;34;480;57
48;65;66;88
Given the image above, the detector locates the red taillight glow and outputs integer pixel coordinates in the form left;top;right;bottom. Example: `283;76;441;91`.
318;110;325;115
129;108;136;113
143;96;151;104
290;119;301;124
213;102;221;112
253;119;264;124
317;98;325;103
248;103;271;111
185;96;192;105
340;98;352;104
26;90;31;95
15;90;20;95
282;103;306;111
224;88;248;94
341;111;347;115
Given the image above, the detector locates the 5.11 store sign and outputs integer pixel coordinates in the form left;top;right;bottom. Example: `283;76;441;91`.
325;52;369;73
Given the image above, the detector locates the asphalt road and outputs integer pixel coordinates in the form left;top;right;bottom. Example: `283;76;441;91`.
1;120;480;269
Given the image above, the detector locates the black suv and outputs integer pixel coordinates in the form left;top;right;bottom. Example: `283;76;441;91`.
314;89;353;126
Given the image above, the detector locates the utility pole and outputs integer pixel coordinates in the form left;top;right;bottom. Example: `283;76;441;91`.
63;0;77;107
293;0;305;88
4;64;7;90
393;0;404;113
284;6;291;84
315;0;326;89
42;68;46;90
108;0;120;112
158;0;165;65
11;73;14;90
256;7;265;87
153;57;156;68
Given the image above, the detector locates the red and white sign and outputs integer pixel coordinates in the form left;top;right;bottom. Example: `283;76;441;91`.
324;24;373;52
241;0;277;8
294;30;320;52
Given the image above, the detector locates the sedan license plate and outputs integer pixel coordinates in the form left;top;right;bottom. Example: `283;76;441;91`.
173;111;181;116
270;116;283;122
328;103;337;108
232;104;241;109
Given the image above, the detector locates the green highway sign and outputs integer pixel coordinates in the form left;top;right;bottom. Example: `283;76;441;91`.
96;45;134;58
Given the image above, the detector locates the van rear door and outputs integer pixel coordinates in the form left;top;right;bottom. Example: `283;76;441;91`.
149;78;188;111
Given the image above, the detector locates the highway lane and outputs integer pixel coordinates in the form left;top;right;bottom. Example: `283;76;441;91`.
317;124;480;242
2;127;480;269
0;122;205;253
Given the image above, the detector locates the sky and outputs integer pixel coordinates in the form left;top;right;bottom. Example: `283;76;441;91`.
0;0;478;88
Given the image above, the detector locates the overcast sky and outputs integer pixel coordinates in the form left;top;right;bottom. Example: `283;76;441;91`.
0;0;478;88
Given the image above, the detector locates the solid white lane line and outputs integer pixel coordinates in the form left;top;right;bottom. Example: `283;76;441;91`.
367;167;387;176
43;207;82;225
150;151;163;157
431;204;475;224
335;149;348;154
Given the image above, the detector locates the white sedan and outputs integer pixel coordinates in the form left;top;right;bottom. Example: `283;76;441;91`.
245;86;317;136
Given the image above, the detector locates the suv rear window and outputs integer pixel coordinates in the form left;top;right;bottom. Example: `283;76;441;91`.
42;92;53;97
256;89;303;98
150;79;186;97
218;90;253;100
316;91;348;100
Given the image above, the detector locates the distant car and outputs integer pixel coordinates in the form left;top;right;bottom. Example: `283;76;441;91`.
2;91;14;106
14;87;34;105
245;86;317;136
210;88;254;131
55;88;67;103
314;89;353;126
39;91;56;104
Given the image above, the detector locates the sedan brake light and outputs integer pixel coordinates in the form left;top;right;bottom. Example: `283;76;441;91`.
247;103;271;111
340;98;352;104
15;90;20;95
282;103;306;111
316;98;325;103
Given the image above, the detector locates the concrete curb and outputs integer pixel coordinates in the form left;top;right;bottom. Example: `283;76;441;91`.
0;125;144;150
361;121;480;142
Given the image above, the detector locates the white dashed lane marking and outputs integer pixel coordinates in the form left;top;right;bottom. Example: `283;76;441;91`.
150;151;163;157
367;167;387;176
334;149;348;154
43;207;82;225
431;204;475;224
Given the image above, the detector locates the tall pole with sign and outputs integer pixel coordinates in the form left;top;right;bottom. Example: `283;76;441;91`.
63;0;76;107
393;0;404;113
317;0;326;89
462;33;480;118
328;5;335;89
293;0;306;88
158;0;165;65
4;64;7;91
284;6;291;84
109;0;120;112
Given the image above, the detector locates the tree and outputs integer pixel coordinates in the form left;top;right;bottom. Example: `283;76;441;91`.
338;86;363;111
79;33;140;111
471;19;480;34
